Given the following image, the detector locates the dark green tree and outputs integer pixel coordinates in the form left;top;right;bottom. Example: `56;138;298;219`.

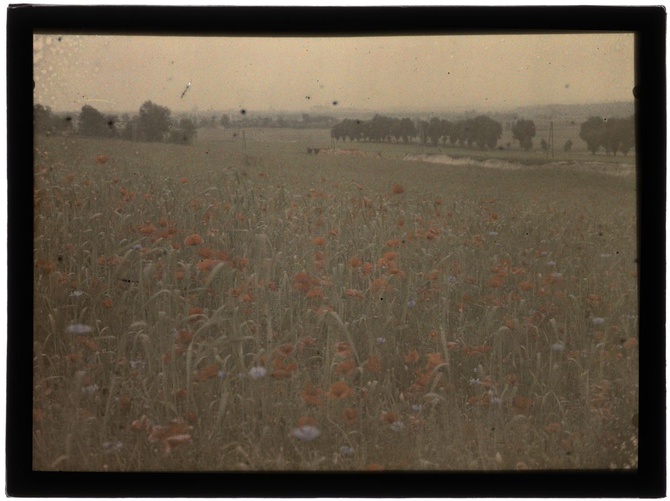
416;120;429;145
138;101;172;142
121;115;138;141
104;114;120;138
512;119;536;151
398;118;416;143
579;117;606;155
603;116;635;156
617;115;635;156
471;115;503;149
34;104;73;136
449;121;467;147
34;104;52;134
78;105;107;137
439;119;452;145
168;118;197;145
426;117;442;146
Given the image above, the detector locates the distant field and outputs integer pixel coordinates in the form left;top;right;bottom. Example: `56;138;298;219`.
33;133;638;471
196;123;636;165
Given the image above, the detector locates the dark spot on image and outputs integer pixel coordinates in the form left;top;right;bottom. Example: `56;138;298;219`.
240;109;246;115
332;101;338;106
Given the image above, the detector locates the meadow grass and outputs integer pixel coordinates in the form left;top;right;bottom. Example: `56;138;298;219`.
33;132;638;471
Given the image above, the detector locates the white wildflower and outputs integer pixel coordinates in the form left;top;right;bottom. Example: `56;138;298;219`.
102;441;123;454
339;445;355;457
81;384;99;395
66;324;93;335
551;342;565;352
592;317;606;326
248;366;267;379
290;425;320;441
129;360;146;370
390;421;405;432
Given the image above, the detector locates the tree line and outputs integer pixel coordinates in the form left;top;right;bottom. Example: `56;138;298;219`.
331;114;505;150
331;113;635;155
211;112;338;129
579;115;635;156
35;102;635;156
34;101;197;145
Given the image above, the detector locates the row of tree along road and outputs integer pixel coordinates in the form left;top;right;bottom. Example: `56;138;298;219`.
34;101;635;157
331;113;635;156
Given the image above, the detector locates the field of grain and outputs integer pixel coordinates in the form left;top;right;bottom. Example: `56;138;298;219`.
32;131;638;471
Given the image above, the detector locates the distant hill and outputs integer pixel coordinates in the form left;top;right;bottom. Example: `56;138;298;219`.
508;102;635;121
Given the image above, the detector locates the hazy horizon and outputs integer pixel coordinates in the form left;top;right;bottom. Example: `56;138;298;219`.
34;34;635;116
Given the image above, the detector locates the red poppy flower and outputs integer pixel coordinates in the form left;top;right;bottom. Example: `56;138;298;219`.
273;343;295;360
348;257;362;268
329;381;354;400
184;234;204;246
334;342;353;359
342;407;358;425
512;396;533;414
425;352;444;371
335;359;357;376
380;411;399;424
367;355;382;374
518;281;534;292
301;384;324;406
194;363;219;382
404;350;420;364
297;415;317;427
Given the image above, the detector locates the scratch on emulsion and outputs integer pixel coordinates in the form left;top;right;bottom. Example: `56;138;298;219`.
181;81;191;99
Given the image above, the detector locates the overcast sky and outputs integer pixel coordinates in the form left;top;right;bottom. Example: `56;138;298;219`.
33;33;635;115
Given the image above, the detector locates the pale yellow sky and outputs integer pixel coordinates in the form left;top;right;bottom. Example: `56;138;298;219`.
33;33;635;114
